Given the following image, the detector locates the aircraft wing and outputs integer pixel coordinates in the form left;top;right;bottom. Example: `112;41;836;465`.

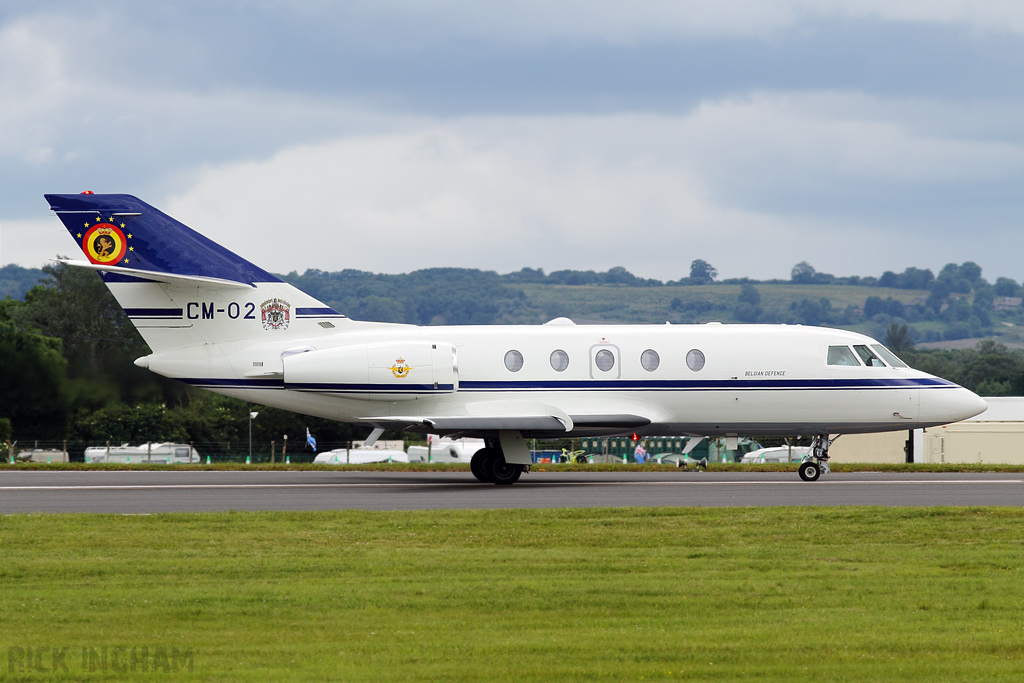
359;400;652;434
364;415;571;432
570;414;651;428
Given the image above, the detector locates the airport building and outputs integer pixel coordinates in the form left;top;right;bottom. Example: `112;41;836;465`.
829;397;1024;464
578;398;1022;465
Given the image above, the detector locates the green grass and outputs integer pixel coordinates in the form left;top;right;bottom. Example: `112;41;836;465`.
2;508;1023;681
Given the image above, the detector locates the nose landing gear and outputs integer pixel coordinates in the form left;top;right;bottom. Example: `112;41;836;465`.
798;434;836;482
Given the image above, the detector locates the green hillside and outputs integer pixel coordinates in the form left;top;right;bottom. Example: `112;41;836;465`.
515;283;928;325
0;264;45;300
281;259;1024;348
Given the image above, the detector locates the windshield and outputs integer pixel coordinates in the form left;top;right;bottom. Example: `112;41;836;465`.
827;345;860;366
870;344;909;369
853;345;886;367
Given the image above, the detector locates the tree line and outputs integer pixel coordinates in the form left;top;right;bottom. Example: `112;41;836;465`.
2;260;1023;446
8;258;1024;301
0;265;366;449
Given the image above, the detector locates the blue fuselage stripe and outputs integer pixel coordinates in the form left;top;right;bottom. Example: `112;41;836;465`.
125;307;184;318
176;377;957;393
459;377;954;391
286;382;452;392
295;307;346;318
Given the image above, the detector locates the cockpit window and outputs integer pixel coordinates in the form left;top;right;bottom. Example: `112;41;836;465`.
827;346;860;366
870;344;908;369
854;345;886;367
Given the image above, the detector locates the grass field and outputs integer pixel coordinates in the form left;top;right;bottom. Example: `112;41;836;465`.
3;507;1023;681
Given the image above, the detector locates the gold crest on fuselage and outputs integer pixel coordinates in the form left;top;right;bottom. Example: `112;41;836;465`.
389;357;412;378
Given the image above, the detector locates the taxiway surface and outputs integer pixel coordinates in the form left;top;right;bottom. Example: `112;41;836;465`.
1;470;1021;513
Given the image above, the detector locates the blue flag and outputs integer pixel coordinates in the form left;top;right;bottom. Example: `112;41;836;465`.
306;427;317;452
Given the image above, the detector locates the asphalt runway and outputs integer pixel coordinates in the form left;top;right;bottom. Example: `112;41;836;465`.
1;470;1022;513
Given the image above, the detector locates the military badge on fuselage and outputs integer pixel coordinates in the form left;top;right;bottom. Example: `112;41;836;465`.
390;357;412;378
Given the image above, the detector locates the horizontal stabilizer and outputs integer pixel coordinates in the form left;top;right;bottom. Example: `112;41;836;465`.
56;259;254;289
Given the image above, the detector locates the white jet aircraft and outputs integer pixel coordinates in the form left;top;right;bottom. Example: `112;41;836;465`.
46;193;987;484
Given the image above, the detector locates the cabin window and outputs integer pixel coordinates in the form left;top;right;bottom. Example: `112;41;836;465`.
827;345;860;366
871;344;908;369
640;349;660;371
853;345;886;367
550;349;569;372
504;350;524;372
595;349;615;372
686;349;705;372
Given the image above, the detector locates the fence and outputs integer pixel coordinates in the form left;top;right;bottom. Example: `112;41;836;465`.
6;438;601;465
4;440;355;464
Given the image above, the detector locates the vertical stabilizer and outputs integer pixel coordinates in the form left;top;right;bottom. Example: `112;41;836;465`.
45;193;347;351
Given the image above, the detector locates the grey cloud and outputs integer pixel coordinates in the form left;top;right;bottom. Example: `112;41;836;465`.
3;1;1024;283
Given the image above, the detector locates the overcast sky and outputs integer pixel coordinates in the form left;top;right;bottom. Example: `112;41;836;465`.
3;1;1024;282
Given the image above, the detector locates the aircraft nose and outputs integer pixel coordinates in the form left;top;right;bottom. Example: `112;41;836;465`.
920;386;987;425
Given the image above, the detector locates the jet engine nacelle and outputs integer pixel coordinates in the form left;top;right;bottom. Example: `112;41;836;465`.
283;341;457;401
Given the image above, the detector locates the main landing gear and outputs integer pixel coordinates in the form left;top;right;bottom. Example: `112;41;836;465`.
798;434;835;482
470;441;528;486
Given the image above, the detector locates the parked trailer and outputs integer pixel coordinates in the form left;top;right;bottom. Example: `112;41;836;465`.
15;449;69;463
314;447;412;464
83;443;199;464
407;437;485;464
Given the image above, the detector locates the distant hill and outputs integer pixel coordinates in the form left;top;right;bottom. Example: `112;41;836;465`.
279;261;1024;349
7;258;1020;346
0;264;46;300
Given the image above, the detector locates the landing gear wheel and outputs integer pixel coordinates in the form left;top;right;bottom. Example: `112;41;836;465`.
798;461;821;482
471;448;498;483
490;456;523;486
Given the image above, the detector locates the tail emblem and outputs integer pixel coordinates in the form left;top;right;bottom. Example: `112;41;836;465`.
260;298;291;331
81;221;129;265
390;357;412;378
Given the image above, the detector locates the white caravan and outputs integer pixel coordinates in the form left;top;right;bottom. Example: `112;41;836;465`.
47;193;987;484
84;442;199;464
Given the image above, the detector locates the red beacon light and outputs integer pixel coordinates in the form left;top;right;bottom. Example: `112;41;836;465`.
80;190;94;195
631;432;639;442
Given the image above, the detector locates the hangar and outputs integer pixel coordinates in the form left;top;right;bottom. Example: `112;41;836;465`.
829;397;1024;464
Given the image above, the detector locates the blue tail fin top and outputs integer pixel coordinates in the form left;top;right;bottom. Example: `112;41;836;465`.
45;193;281;285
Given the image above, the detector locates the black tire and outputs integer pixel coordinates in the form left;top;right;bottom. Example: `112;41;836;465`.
490;456;522;486
798;461;820;482
471;448;496;483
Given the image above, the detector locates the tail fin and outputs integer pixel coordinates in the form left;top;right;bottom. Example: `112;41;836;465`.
45;193;346;352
